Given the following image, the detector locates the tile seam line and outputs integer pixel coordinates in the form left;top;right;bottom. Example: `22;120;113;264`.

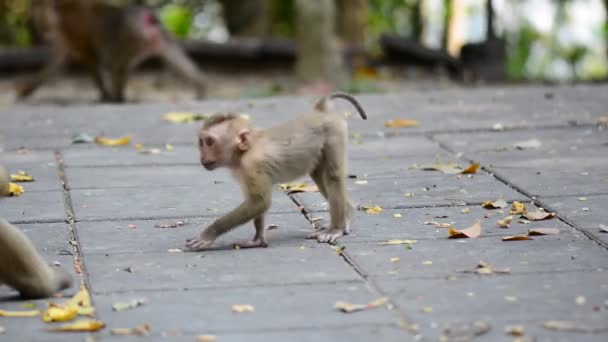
288;192;419;338
428;134;608;251
54;151;95;298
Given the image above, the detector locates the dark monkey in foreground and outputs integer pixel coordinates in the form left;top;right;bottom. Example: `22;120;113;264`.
187;93;367;250
16;0;207;102
0;166;72;298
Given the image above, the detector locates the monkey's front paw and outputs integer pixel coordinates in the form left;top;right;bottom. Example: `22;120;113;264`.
233;239;268;249
185;237;215;251
307;228;345;244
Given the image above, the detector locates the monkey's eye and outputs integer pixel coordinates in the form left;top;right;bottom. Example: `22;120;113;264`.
198;137;204;146
204;137;215;146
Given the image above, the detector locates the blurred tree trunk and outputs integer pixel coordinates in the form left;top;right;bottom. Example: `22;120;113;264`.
294;0;346;85
219;0;271;37
335;0;366;49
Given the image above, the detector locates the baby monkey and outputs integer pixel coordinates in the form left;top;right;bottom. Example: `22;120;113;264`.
187;92;367;250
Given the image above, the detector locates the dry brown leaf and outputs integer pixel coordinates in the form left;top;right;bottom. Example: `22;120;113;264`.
110;323;150;336
334;297;387;313
232;304;255;313
502;235;532;241
0;309;40;317
47;319;105;332
483;198;508;209
528;228;560;236
522;210;556;221
378;239;417;246
384;119;419;128
448;221;482;239
10;171;34;182
94;136;131;146
460;163;480;174
496;216;513;228
509;201;527;215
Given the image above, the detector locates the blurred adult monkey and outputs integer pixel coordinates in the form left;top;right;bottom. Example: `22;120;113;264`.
186;93;367;250
0;166;72;298
16;0;207;103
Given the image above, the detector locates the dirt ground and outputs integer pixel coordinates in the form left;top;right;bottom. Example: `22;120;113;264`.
0;65;458;107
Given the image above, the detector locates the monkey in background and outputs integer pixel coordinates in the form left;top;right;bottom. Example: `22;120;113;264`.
186;93;367;250
16;0;207;103
0;166;72;299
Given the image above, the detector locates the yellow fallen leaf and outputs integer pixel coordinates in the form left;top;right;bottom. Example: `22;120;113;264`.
0;309;40;317
232;304;255;313
505;325;525;337
496;216;513;228
528;228;559;236
10;171;34;182
163;112;207;123
448;221;482;239
460;163;480;174
197;335;218;342
8;183;24;196
384;119;419;128
43;304;79;323
509;201;526;215
335;246;345;255
68;287;91;308
522;210;556;221
112;299;146;312
502;235;532;241
483;198;508;209
335;297;387;313
47;319;105;332
422;260;433;265
361;205;383;214
278;183;319;194
392;213;402;218
379;239;417;245
110;323;150;336
94;136;132;146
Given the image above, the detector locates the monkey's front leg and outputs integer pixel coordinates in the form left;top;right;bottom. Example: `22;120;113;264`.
234;215;268;249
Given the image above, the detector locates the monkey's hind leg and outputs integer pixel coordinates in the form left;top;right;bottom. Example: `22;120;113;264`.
234;215;268;249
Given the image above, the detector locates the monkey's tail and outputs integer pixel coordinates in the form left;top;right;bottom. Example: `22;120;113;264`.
315;92;368;120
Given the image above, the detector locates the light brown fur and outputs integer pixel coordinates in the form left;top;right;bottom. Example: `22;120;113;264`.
16;0;206;103
186;92;367;250
0;219;72;299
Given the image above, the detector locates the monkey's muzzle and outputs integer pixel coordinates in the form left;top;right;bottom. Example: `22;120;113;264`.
201;161;217;170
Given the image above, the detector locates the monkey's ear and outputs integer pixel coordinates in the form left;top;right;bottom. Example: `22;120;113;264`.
236;129;251;151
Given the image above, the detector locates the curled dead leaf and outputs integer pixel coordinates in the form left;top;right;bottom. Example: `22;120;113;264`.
47;319;105;332
43;304;79;323
110;323;150;336
360;205;383;214
460;163;480;174
522;210;556;221
448;221;482;239
502;235;532;241
10;171;34;182
335;297;387;313
528;228;559;236
94;136;132;146
496;216;513;228
483;198;508;209
379;239;417;246
384;119;419;128
232;304;255;313
0;309;40;317
509;201;527;215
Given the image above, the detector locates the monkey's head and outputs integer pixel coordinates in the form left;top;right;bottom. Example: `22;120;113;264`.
198;113;252;170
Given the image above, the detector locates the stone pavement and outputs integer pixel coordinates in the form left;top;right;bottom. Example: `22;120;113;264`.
0;85;607;341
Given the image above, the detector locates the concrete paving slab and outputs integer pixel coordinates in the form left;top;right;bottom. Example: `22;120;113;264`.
0;150;61;192
491;167;608;198
85;245;358;292
542;194;608;245
70;186;299;221
344;232;606;280
332;205;572;243
91;283;399;336
348;135;439;160
377;272;608;341
62;145;199;167
0;191;66;223
294;172;526;212
77;213;314;255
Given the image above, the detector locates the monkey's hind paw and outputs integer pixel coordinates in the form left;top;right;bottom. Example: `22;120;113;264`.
185;237;214;251
307;229;345;245
233;239;268;249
